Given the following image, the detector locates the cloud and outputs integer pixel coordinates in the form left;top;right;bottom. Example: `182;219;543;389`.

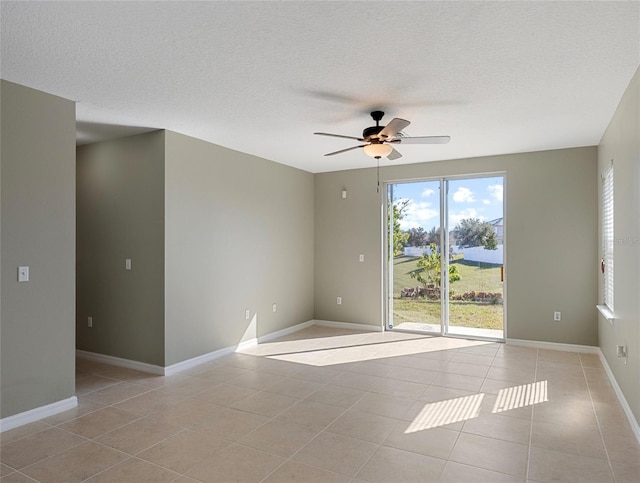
398;201;439;230
482;199;491;205
452;187;475;203
487;184;503;202
421;188;435;198
449;208;485;227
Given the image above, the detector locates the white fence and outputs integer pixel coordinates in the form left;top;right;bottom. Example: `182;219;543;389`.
404;245;503;264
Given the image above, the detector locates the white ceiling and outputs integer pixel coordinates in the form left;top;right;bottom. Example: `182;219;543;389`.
2;1;639;173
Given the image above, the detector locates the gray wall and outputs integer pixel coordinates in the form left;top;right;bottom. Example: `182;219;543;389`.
1;81;76;418
315;147;598;346
164;131;314;365
598;66;639;423
76;131;165;366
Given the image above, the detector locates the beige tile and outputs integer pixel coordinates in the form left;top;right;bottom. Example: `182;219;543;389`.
352;392;414;419
326;408;397;443
305;384;366;408
293;432;377;477
265;378;322;399
433;373;485;392
194;382;259;406
275;399;345;430
442;361;490;378
239;419;318;457
263;460;350;483
59;407;139;439
291;365;342;384
0;463;15;477
0;427;85;469
95;366;155;382
20;441;128;483
486;365;536;383
191;407;269;441
419;385;475;402
382;420;459;459
42;397;106;425
85;457;178;482
538;349;581;365
451;352;496;366
0;471;39;482
371;378;427;400
611;461;640;483
231;370;285;391
113;388;186;416
0;421;51;446
601;429;640;465
400;399;467;431
138;430;229;473
528;446;615;482
152;398;222;427
440;461;522;482
480;393;533;420
386;366;438;385
187;444;285;483
463;412;531;444
84;381;152;405
96;416;182;454
355;445;446;482
449;432;528;477
531;419;606;459
75;374;120;395
159;375;218;397
230;390;298;417
329;372;384;392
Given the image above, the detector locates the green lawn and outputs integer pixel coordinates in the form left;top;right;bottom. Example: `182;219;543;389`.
392;255;504;330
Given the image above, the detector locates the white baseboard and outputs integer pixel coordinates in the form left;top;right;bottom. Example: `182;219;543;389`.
0;396;77;433
76;350;165;375
313;319;384;332
257;320;315;343
506;338;600;354
597;349;640;444
163;338;259;377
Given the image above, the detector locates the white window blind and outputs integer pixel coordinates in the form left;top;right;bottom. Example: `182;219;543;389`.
602;163;614;310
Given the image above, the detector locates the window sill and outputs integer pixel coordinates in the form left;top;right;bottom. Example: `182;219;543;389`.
597;304;615;324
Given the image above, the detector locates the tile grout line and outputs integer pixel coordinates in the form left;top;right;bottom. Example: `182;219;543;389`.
580;353;618;483
524;348;538;482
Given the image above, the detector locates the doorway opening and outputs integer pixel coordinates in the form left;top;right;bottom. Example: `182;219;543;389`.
386;175;505;340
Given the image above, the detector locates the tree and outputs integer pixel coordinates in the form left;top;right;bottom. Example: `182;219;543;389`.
452;218;498;250
409;243;460;289
405;226;441;248
389;199;410;257
405;227;428;247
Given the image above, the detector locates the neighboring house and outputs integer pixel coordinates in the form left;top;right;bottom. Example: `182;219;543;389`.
489;217;504;244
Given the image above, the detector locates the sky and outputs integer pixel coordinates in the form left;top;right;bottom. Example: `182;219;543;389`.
392;176;504;231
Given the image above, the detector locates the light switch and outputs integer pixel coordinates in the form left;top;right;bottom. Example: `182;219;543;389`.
18;266;29;282
359;254;365;262
125;259;132;271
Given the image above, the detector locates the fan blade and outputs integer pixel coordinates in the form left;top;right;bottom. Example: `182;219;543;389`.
395;135;451;144
378;118;410;139
387;148;403;160
314;132;364;141
324;145;367;156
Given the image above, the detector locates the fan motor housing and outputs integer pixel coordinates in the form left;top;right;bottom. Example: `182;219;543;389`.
363;125;384;140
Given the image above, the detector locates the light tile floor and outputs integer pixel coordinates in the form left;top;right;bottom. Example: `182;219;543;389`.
1;326;639;482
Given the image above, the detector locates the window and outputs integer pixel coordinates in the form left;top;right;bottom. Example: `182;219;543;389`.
601;162;614;312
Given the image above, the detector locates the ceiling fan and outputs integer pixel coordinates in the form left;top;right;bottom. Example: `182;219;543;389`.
314;111;450;160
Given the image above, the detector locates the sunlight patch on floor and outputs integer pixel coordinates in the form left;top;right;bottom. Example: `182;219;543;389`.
492;380;548;413
405;393;485;433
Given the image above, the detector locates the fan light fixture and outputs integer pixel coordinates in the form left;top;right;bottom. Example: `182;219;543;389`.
363;143;393;159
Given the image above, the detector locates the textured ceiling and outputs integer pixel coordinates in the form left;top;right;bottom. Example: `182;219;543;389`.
2;1;639;173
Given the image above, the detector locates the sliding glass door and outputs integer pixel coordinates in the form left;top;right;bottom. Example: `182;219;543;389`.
386;175;505;340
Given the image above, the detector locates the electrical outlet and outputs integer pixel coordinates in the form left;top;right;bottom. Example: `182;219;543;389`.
359;254;365;262
125;259;132;270
337;297;342;305
245;309;250;320
617;345;627;357
553;311;561;321
88;317;93;328
272;303;277;313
